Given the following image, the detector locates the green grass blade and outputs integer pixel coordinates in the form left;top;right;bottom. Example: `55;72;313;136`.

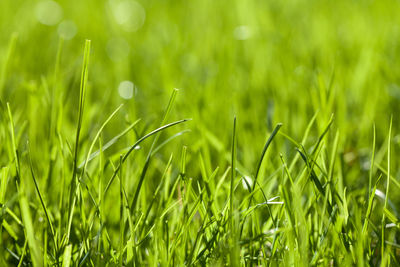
62;244;72;267
103;118;189;198
19;190;43;267
79;104;123;172
67;39;91;243
381;116;392;260
78;118;140;168
130;88;180;212
229;116;239;267
27;144;57;252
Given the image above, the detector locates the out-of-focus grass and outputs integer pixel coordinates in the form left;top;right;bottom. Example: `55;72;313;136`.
1;0;400;265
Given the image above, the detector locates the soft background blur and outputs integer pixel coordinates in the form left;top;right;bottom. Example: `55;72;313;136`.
1;0;400;184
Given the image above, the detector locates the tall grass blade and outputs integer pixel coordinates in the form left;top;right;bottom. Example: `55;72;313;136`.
67;39;91;243
381;116;392;261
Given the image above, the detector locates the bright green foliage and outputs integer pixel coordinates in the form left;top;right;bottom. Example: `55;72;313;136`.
0;0;400;266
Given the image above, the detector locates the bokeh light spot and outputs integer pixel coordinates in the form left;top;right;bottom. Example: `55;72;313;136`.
233;25;252;40
110;0;146;32
118;81;136;99
57;20;77;40
35;1;63;26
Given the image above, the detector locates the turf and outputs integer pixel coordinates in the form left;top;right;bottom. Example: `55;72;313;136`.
0;0;400;266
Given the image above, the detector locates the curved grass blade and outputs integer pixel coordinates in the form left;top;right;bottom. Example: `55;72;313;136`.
130;88;180;212
311;114;334;156
240;123;282;238
79;104;124;173
103;118;190;197
78;118;141;168
252;123;283;194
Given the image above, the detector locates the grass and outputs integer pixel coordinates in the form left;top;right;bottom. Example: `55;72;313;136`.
1;0;400;266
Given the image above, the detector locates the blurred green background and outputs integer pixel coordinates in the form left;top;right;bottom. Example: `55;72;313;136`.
1;0;400;191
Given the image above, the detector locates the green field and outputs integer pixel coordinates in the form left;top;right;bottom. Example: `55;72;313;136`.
1;0;400;265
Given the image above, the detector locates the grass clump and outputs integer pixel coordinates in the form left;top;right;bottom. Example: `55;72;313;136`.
1;0;400;266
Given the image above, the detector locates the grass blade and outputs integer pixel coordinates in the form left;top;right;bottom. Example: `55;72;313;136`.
381;116;392;260
229;117;239;267
130;88;179;212
103;118;190;197
27;143;57;252
67;39;91;243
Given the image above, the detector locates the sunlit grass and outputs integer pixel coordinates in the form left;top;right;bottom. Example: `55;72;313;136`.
1;0;400;266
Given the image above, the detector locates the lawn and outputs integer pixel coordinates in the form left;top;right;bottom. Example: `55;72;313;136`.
1;0;400;266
